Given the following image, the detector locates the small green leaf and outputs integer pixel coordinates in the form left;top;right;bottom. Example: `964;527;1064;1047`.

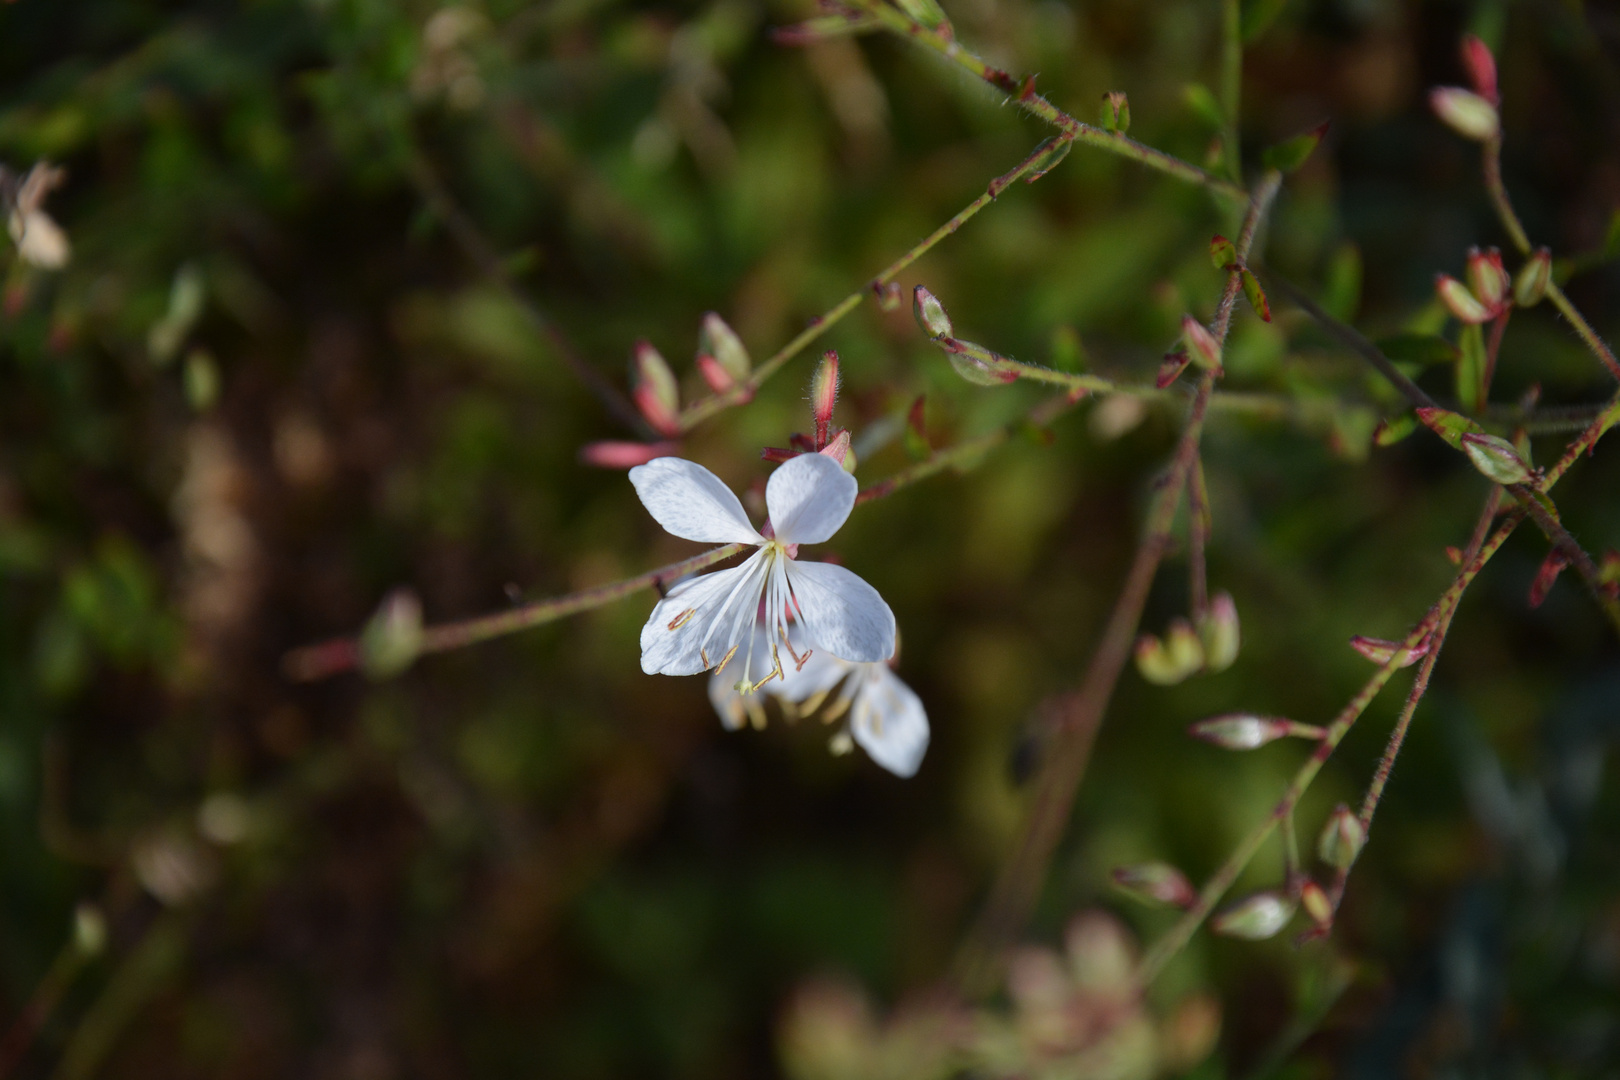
1209;234;1237;269
1240;268;1271;321
1261;122;1328;173
1415;406;1485;450
1373;413;1418;446
1183;84;1224;131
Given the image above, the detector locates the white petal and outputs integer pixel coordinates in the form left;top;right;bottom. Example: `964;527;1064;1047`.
629;458;763;545
639;554;766;675
765;452;856;546
850;667;929;777
784;559;896;664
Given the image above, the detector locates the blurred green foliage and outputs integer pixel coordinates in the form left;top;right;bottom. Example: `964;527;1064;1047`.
0;0;1618;1076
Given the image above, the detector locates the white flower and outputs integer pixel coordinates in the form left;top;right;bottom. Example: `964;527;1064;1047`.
6;163;70;270
706;627;930;778
632;453;895;680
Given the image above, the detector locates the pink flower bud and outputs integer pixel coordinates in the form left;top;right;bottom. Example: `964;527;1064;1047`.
811;350;839;448
1317;804;1365;870
1349;633;1430;668
1435;275;1492;324
1181;315;1222;371
1513;248;1552;307
1465;247;1509;311
579;440;679;469
1430;86;1499;141
912;285;952;339
1111;862;1196;908
695;354;734;393
1211;891;1295;940
1460;35;1498;104
819;429;854;472
631;340;681;436
1198;592;1240;672
698;312;750;380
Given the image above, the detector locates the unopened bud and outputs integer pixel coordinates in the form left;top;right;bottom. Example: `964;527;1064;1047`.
1461;432;1534;484
873;281;903;312
1136;620;1204;685
1211;891;1295;940
1513;248;1552;307
1188;713;1294;750
812;350;839;447
1209;234;1237;270
698;312;750;380
1430;86;1499;141
1111;862;1196;908
1317;804;1366;870
819;429;854;472
1198;592;1240;672
1299;880;1334;929
912;285;952;339
1528;549;1569;608
1460;35;1498;104
1156;350;1191;389
1465;247;1509;311
632;341;681;436
1181;315;1222;371
580;440;679;469
1435;275;1491;324
359;587;424;680
1101;91;1130;134
1349;633;1430;668
74;903;108;957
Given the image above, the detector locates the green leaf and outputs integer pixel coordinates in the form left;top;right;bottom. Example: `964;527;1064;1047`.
1456;322;1487;414
1374;413;1419;446
1183;84;1224;131
1261;122;1328;173
1240;268;1271;321
1375;334;1460;366
1415;407;1484;450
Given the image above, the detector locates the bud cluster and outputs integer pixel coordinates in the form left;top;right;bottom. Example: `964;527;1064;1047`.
1135;592;1240;685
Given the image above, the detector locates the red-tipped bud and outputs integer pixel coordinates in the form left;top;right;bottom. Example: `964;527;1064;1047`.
1461;35;1498;105
1111;862;1196;908
1209;234;1237;270
1461;432;1534;484
1436;275;1492;324
912;285;953;339
1528;549;1569;608
1157;350;1191;389
1299;880;1334;930
872;281;903;312
1350;633;1431;668
579;440;679;469
695;354;734;393
632;340;681;436
1317;804;1366;870
1181;315;1222;371
1198;592;1240;672
1430;86;1499;141
811;350;839;448
1514;248;1552;307
1211;891;1295;940
1465;247;1509;311
698;312;750;380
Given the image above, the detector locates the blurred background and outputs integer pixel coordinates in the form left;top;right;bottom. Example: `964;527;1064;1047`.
1;0;1618;1076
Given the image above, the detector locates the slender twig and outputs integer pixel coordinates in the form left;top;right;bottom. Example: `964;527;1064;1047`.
845;0;1248;203
675;137;1076;431
951;171;1283;997
1135;385;1620;985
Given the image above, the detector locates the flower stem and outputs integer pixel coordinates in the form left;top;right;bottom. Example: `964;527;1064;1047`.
951;171;1281;997
846;0;1248;203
